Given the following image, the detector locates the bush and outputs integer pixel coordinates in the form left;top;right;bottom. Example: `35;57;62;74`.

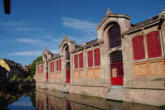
30;56;42;76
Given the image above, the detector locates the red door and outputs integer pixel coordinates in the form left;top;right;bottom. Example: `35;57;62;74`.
66;69;70;83
111;62;123;85
46;72;48;82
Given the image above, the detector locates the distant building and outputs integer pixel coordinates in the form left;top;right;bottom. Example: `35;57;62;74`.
0;59;30;79
0;65;8;80
35;9;165;106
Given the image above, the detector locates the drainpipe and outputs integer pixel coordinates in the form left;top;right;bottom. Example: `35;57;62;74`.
159;9;165;63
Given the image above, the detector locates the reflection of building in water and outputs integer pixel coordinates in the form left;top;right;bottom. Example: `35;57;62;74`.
36;90;161;110
35;9;165;106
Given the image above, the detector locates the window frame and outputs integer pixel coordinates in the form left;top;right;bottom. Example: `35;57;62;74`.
132;30;163;61
132;35;145;60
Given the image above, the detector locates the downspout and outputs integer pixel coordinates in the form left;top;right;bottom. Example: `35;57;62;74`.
159;10;165;63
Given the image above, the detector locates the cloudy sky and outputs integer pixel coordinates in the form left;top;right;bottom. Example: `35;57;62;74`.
0;0;164;65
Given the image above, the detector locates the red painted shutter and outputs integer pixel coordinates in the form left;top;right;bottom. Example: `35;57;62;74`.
88;50;93;67
38;66;40;74
94;48;100;66
132;37;138;60
51;62;53;72
59;59;61;71
41;65;42;73
52;62;54;72
138;36;145;59
50;62;51;72
132;36;145;60
56;60;58;71
154;31;162;57
79;53;83;68
42;64;44;73
74;55;78;69
147;31;162;58
40;65;42;73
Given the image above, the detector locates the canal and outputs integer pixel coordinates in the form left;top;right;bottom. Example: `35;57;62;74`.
1;89;164;110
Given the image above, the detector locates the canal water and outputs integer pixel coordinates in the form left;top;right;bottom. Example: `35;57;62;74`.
5;89;164;110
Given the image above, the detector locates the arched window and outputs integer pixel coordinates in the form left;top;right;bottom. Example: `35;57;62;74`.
65;46;70;60
108;24;121;48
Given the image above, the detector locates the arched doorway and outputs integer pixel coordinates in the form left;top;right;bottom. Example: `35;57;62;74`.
110;51;123;85
66;62;70;83
108;24;124;85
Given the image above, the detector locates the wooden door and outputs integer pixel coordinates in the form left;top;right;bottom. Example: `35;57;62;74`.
66;69;70;83
111;62;123;85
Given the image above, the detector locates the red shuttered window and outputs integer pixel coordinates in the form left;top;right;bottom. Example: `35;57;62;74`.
79;53;83;68
52;62;54;72
50;62;54;72
88;50;93;67
74;55;78;69
50;62;52;72
94;48;100;66
37;66;40;74
132;36;145;60
59;59;61;71
56;59;61;71
146;31;162;58
41;64;44;73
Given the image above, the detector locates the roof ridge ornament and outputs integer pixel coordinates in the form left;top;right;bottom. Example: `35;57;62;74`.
159;9;165;20
161;9;165;14
63;34;68;41
106;8;112;16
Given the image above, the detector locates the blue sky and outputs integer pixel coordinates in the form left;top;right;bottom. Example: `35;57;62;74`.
0;0;164;65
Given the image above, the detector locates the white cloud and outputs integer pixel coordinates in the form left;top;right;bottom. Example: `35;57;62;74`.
62;17;97;33
62;17;98;44
15;27;44;31
17;38;41;43
0;21;25;26
9;50;42;56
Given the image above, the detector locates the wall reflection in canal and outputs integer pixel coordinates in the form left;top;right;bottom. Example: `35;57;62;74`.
36;89;163;110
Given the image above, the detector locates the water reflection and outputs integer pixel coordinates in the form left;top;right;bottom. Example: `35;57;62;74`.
36;90;163;110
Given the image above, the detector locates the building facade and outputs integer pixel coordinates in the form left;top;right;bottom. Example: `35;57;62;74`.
35;9;165;106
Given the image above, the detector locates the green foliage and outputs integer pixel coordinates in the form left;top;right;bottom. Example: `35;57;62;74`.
24;76;32;82
30;56;42;76
10;75;17;81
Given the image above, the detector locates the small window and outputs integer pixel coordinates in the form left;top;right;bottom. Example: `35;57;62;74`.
88;50;93;67
79;53;83;68
146;31;162;58
37;66;40;74
110;51;123;63
56;59;61;72
74;55;78;69
59;59;61;71
94;48;100;66
41;64;44;73
132;35;145;60
50;62;54;72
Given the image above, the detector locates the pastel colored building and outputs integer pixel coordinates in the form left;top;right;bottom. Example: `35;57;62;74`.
35;8;165;106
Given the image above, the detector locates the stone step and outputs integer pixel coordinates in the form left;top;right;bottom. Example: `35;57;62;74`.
106;86;123;101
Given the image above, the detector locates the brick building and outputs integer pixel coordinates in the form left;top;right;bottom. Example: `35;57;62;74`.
35;8;165;106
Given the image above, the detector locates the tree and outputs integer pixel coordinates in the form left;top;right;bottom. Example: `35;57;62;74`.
30;56;42;76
